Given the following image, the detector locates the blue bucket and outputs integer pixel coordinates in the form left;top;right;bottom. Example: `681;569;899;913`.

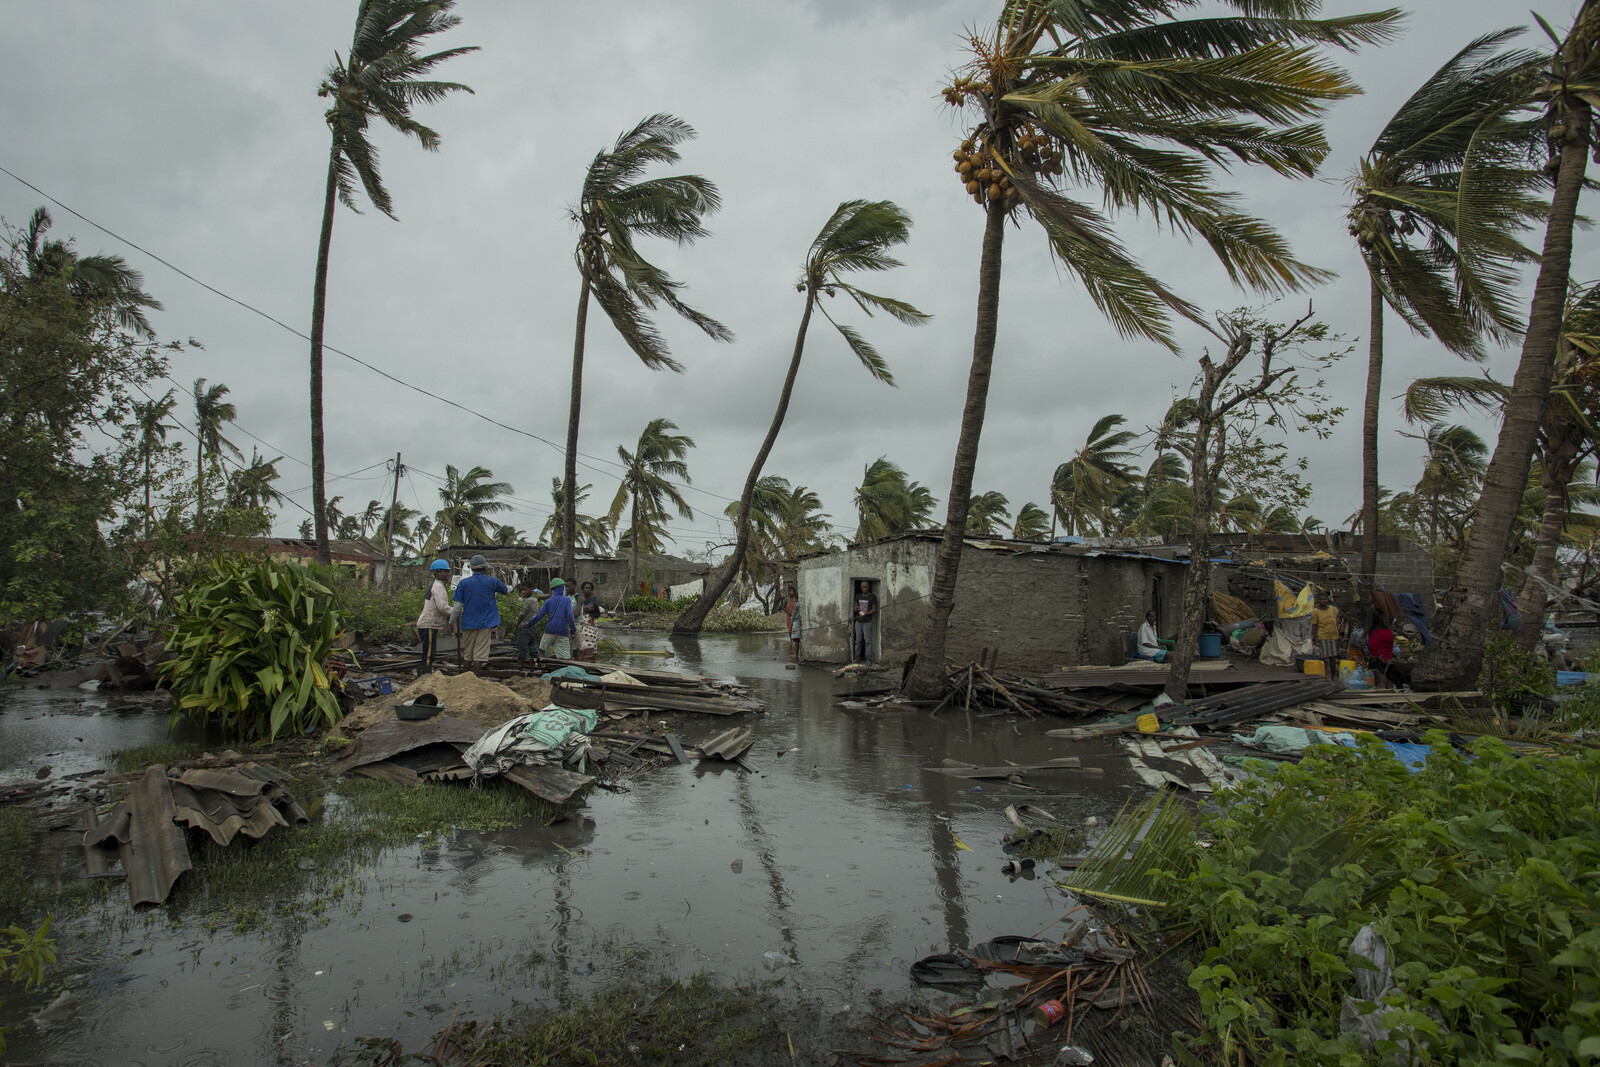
1198;632;1222;658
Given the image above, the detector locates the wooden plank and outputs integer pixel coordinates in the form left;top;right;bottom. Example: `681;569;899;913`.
503;763;594;803
664;733;693;765
927;758;1082;779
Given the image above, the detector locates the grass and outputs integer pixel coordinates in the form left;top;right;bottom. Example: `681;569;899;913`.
108;740;211;773
0;808;31;913
447;971;784;1065
1008;825;1085;861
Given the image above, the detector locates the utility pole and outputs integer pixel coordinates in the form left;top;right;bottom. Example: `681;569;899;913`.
383;452;403;588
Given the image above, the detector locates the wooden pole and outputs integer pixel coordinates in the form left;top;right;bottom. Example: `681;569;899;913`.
382;452;402;588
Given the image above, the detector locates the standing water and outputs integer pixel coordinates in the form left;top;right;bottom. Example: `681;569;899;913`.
0;634;1144;1064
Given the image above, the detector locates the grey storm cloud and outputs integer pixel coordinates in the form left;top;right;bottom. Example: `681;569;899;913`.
2;0;1587;550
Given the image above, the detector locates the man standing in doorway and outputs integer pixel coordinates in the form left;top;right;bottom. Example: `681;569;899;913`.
454;554;510;675
852;580;878;663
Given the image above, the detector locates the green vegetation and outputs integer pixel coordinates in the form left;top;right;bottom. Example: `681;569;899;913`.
1479;632;1557;705
622;595;777;632
0;918;55;1057
108;739;211;773
1082;736;1600;1065
318;568;424;645
160;556;346;740
447;972;782;1066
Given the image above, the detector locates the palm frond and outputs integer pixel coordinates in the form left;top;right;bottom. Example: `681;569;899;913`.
821;309;894;385
1060;789;1199;909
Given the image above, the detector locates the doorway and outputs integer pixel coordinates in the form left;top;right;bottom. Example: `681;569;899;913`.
850;577;881;663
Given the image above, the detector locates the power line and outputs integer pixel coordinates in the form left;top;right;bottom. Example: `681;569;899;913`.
0;164;741;507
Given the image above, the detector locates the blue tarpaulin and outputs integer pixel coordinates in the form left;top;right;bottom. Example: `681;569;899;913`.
1557;671;1594;687
1394;593;1433;645
1383;741;1431;772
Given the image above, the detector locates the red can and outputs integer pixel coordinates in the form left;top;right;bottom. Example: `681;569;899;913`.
1033;999;1067;1028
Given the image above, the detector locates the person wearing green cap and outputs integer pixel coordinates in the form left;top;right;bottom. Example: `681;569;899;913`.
528;578;577;660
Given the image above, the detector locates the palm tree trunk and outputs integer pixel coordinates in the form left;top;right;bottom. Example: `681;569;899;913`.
195;434;205;523
1414;47;1593;689
674;289;818;634
563;256;593;585
309;142;340;566
1359;272;1383;591
905;200;1006;700
629;497;639;599
1513;441;1579;651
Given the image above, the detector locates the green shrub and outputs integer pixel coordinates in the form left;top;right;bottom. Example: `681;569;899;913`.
312;568;423;645
1164;735;1600;1065
160;556;346;740
0;918;55;1056
1480;632;1556;706
699;607;781;633
624;593;696;613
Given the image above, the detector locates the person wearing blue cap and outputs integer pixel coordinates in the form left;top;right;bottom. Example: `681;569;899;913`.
453;554;510;675
415;560;453;673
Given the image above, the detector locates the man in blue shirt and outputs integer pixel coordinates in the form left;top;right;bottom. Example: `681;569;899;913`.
527;577;577;660
453;554;509;675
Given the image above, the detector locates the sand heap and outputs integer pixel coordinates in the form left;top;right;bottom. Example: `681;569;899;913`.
334;672;553;735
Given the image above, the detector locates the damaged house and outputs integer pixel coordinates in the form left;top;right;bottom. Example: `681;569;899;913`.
795;532;1437;675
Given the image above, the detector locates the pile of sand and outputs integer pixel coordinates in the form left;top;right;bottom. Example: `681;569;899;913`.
332;672;550;737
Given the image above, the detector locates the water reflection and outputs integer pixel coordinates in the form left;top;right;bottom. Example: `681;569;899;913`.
0;635;1140;1065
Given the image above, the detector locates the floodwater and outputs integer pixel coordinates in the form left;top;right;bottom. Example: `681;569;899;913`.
0;635;1147;1065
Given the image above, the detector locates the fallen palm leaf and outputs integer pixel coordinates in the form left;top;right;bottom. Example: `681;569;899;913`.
1060;788;1198;908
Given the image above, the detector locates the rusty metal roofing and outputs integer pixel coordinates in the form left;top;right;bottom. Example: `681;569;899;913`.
83;765;192;907
329;716;487;775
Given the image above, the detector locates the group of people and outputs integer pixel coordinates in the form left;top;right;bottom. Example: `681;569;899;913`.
1135;589;1412;687
414;554;603;675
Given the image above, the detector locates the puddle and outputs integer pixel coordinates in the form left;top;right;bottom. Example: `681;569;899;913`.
0;634;1144;1064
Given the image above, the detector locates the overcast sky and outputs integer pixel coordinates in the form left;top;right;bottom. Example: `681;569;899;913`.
5;1;1593;554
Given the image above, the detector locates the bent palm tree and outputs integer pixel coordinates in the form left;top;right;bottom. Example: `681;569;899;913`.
1419;2;1600;688
853;458;932;543
966;491;1011;536
904;0;1398;700
429;464;513;548
1052;415;1139;536
308;0;475;564
192;378;241;520
226;450;286;512
1347;29;1544;586
563;114;730;584
674;200;927;633
609;418;695;594
1011;501;1050;541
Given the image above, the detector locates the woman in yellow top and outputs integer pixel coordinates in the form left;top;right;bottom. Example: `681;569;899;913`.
1311;592;1340;678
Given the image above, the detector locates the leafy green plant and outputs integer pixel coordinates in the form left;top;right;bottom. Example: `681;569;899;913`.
1480;632;1556;706
309;566;424;645
1108;735;1600;1064
624;593;696;613
160;555;346;739
0;918;56;1056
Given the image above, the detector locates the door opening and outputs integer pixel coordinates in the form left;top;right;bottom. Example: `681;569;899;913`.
850;577;881;663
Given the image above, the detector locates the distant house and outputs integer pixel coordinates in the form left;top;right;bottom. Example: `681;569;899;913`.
260;536;385;583
419;544;709;607
795;533;1190;673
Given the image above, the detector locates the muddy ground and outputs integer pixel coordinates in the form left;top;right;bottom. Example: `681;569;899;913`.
0;633;1189;1066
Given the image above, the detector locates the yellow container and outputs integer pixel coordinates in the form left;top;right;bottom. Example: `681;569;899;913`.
1339;659;1356;674
1302;659;1326;676
1136;712;1159;733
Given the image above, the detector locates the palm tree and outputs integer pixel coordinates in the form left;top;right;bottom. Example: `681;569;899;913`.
131;388;177;538
853;458;936;543
191;377;241;520
354;499;384;536
429;464;513;548
374;501;421;556
673;200;928;633
1404;280;1600;647
561;114;731;585
966;491;1011;536
490;524;528;546
307;0;476;565
1346;29;1544;588
1010;501;1050;542
225;450;286;511
609;418;695;593
1419;2;1600;689
1052;415;1140;537
21;207;161;338
538;478;613;553
904;1;1395;700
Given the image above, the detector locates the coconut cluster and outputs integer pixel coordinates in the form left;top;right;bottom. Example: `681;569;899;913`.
951;129;1064;208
